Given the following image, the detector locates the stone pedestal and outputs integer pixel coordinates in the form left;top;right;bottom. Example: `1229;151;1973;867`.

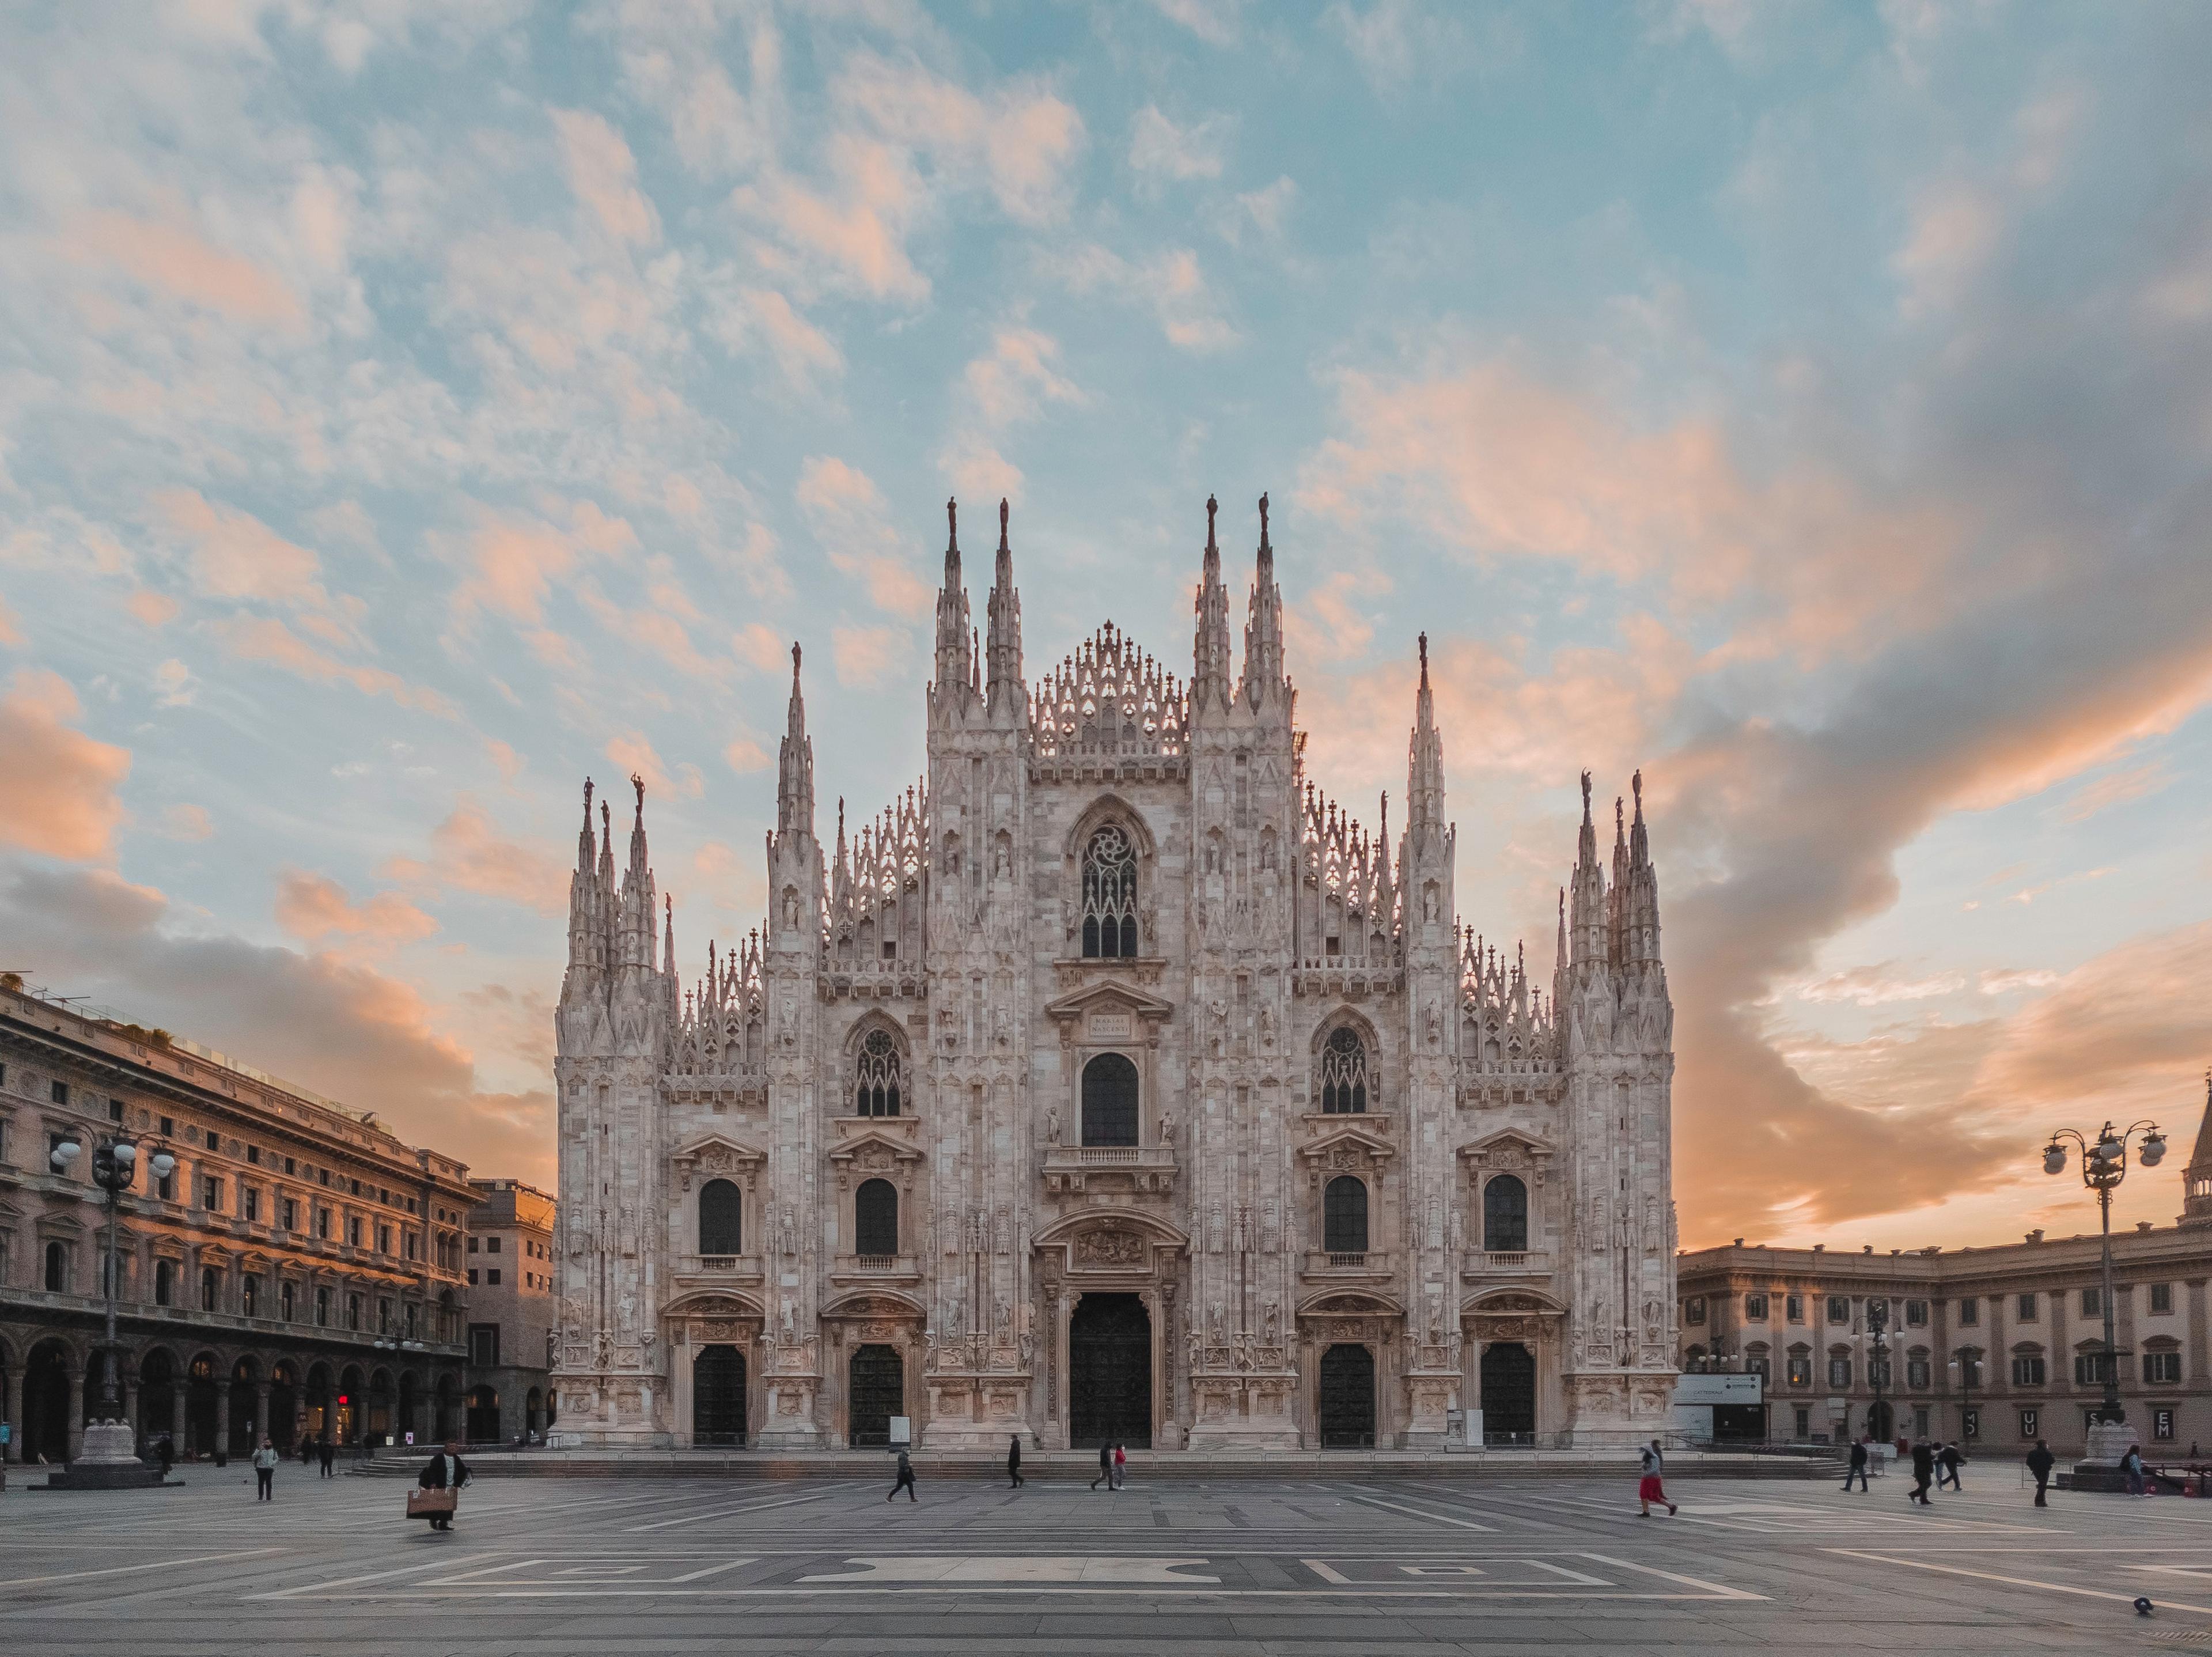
753;1375;823;1450
1183;1372;1302;1451
2071;1416;2137;1491
45;1420;166;1490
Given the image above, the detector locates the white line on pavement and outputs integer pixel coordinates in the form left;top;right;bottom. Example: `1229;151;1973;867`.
1825;1548;2212;1616
0;1549;285;1590
623;1488;847;1531
1339;1493;1497;1531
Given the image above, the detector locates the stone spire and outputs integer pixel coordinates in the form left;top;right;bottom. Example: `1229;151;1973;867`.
777;642;815;840
986;497;1024;712
619;771;656;973
1240;491;1287;708
1406;633;1446;852
1192;494;1233;712
2180;1069;2212;1227
1624;770;1663;967
563;777;603;988
1569;770;1607;971
934;496;974;694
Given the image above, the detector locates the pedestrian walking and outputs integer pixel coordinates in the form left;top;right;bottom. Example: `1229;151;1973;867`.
156;1433;176;1479
2124;1443;2147;1497
1112;1443;1127;1490
317;1436;335;1478
415;1440;471;1531
1090;1443;1112;1491
1907;1439;1934;1505
1842;1435;1870;1493
2026;1439;2055;1507
1937;1441;1965;1491
252;1435;279;1501
887;1447;918;1503
1637;1440;1677;1517
297;1436;313;1468
1007;1435;1024;1489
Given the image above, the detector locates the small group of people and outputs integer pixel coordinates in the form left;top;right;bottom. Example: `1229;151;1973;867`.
1091;1442;1130;1490
1900;1436;1967;1504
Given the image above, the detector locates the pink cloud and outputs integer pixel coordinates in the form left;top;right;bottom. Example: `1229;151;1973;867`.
213;615;457;717
605;731;704;800
794;455;933;616
60;211;304;327
382;799;569;917
154;488;328;608
275;869;439;945
552;108;661;246
0;668;131;861
450;499;639;626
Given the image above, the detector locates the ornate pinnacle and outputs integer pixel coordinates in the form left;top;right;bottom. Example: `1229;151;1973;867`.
1257;490;1270;550
946;495;957;551
998;497;1009;551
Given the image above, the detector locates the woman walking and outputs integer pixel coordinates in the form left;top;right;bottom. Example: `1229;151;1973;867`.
1637;1439;1677;1517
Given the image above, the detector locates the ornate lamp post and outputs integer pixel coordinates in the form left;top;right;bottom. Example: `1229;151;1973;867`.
2042;1119;2165;1464
50;1130;177;1416
1864;1298;1891;1440
1948;1348;1979;1443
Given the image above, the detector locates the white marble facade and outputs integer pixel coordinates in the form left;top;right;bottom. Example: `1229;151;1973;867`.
553;497;1678;1452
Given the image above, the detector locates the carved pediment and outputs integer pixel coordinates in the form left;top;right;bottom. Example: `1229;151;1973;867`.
821;1291;926;1322
1298;1122;1397;1166
1297;1289;1405;1318
826;1126;926;1179
671;1133;768;1193
1041;978;1175;1027
1457;1128;1556;1172
1463;1287;1566;1315
663;1290;766;1322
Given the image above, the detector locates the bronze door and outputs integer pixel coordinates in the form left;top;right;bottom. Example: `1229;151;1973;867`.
1070;1293;1152;1448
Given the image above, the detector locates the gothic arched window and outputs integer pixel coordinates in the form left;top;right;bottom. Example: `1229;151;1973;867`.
854;1178;899;1258
1081;1052;1140;1147
1324;1176;1369;1254
1081;825;1139;958
699;1178;743;1255
854;1028;902;1117
1483;1174;1528;1253
1320;1026;1369;1113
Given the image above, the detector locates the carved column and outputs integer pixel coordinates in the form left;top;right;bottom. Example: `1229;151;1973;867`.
213;1379;231;1460
66;1365;86;1462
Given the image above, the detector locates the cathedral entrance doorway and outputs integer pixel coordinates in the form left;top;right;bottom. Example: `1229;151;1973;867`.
847;1344;903;1447
1070;1292;1151;1448
693;1346;747;1446
1479;1342;1536;1443
1317;1344;1376;1448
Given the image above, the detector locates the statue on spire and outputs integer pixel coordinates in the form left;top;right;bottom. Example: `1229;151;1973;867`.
998;497;1009;550
1257;490;1270;548
632;771;646;816
946;495;957;550
1206;493;1218;548
1632;769;1644;816
1580;769;1593;819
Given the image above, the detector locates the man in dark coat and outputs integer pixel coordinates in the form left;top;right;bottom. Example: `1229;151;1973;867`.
1090;1442;1112;1491
887;1447;917;1503
1907;1439;1935;1505
1937;1441;1966;1490
1842;1436;1870;1493
416;1440;471;1530
317;1436;336;1478
1006;1435;1023;1489
2026;1439;2055;1506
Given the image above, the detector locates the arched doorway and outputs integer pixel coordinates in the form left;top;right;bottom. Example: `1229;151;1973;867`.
229;1357;260;1451
336;1364;365;1444
368;1368;394;1444
23;1341;72;1464
847;1345;902;1447
304;1363;332;1443
694;1347;747;1446
269;1363;298;1451
185;1354;220;1456
397;1371;421;1446
139;1348;178;1447
1479;1342;1536;1444
465;1384;501;1443
1317;1344;1376;1448
1070;1292;1152;1448
1866;1399;1895;1442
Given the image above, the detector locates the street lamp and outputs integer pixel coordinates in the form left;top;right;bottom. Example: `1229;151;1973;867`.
1948;1348;1979;1443
2041;1119;2165;1430
50;1130;177;1417
1865;1299;1891;1440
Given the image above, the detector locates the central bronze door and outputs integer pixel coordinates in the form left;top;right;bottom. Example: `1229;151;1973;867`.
1318;1343;1377;1448
1070;1292;1152;1448
847;1344;903;1447
693;1345;747;1446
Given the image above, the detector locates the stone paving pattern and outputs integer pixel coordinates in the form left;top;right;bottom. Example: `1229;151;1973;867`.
2;1466;2203;1652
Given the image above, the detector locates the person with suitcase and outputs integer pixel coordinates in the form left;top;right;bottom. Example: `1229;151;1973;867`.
413;1440;471;1531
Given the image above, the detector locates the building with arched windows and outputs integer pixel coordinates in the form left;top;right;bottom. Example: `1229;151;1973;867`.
554;497;1677;1452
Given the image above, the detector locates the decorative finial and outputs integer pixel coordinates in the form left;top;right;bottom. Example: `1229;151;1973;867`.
791;641;802;682
1206;493;1218;550
1616;796;1625;838
998;497;1009;551
1633;768;1643;813
1580;769;1592;819
1257;490;1270;548
632;772;646;816
583;776;593;814
946;495;957;550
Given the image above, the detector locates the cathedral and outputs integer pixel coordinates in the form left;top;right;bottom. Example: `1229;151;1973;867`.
552;496;1679;1452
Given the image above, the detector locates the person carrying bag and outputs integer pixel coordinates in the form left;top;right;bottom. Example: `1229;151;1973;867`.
410;1440;472;1531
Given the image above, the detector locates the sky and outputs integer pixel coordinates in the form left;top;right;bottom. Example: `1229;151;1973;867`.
2;0;2209;1253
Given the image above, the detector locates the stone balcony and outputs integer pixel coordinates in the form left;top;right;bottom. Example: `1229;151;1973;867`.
1460;1249;1554;1280
672;1253;767;1289
828;1252;923;1287
1041;1143;1178;1196
1301;1248;1396;1284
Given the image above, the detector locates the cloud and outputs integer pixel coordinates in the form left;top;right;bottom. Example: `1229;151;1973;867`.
127;591;180;628
1150;0;1243;44
0;669;131;861
1978;967;2059;996
552;108;661;246
1128;106;1229;187
730;622;790;675
153;488;331;610
58;210;304;328
275;869;439;945
0;596;20;646
1326;1;1515;90
1792;963;1966;1006
2056;759;2172;823
1892;180;2002;317
1229;176;1297;243
959;327;1080;428
157;803;214;842
794;456;933;616
722;735;770;773
704;283;844;388
1048;243;1238;351
382;800;569;917
832;622;908;688
152;659;196;708
449;499;638;626
605;731;704;800
0;862;551;1182
213;615;458;717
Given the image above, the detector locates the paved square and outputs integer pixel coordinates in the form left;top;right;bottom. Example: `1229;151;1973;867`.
2;1467;2204;1651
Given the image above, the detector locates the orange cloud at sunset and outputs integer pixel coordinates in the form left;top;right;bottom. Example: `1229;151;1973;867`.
0;668;130;861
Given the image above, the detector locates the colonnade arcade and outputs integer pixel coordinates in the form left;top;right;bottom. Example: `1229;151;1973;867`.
0;1330;464;1463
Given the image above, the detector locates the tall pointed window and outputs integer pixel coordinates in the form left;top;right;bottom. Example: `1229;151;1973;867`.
1320;1027;1369;1114
854;1028;902;1117
1081;825;1139;958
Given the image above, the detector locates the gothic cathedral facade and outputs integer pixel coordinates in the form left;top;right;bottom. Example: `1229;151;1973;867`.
554;498;1678;1452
